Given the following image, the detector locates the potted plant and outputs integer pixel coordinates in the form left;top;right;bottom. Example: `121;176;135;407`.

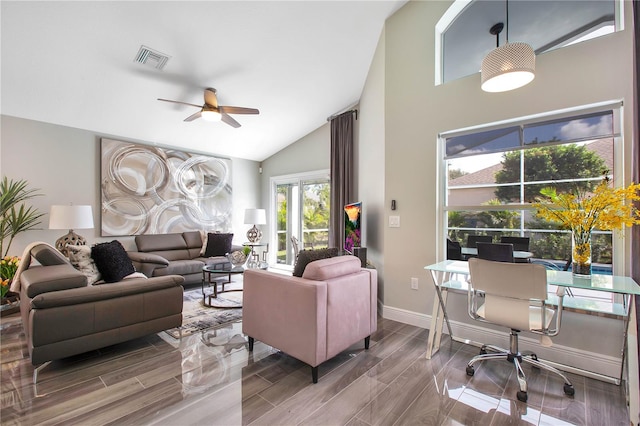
534;174;640;277
0;177;44;311
1;176;44;257
1;256;20;315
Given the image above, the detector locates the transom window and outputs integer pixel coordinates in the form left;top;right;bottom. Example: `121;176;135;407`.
436;0;618;85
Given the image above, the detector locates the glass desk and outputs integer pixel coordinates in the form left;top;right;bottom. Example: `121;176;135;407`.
424;260;640;385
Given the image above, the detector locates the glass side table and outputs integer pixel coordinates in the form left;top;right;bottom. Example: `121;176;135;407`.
242;242;269;269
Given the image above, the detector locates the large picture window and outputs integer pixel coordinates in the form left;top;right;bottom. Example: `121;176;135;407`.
442;104;622;297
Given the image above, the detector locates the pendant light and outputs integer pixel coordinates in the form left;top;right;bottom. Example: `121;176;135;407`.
481;0;535;93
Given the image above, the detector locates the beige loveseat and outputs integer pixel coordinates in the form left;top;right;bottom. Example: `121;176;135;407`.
128;231;243;286
243;255;377;383
18;244;184;382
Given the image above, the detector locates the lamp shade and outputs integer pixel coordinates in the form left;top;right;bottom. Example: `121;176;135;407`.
49;205;94;230
481;42;535;93
244;208;266;225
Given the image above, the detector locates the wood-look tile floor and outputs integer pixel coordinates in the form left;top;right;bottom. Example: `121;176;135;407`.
0;313;630;425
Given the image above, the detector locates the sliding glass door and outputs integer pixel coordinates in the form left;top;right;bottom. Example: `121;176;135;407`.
272;171;330;266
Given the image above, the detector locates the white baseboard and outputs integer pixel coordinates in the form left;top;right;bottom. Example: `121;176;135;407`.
381;304;622;380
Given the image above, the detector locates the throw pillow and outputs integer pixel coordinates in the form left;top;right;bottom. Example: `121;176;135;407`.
204;233;233;257
292;247;339;277
91;240;136;283
67;244;101;285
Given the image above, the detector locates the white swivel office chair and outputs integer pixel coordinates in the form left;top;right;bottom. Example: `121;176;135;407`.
466;258;575;402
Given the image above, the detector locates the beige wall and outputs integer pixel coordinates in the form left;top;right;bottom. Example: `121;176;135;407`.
0;115;261;253
357;29;386;301
368;0;636;369
381;0;635;308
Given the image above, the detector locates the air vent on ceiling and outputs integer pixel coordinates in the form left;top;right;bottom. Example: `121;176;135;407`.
134;45;170;70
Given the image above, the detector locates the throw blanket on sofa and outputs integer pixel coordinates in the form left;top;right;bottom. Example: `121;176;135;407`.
9;241;58;293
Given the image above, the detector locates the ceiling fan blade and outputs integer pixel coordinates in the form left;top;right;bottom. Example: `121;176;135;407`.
221;113;241;128
158;98;202;108
219;106;259;115
184;111;202;122
204;88;218;108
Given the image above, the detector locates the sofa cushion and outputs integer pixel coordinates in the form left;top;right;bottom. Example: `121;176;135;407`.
199;256;232;268
302;255;362;281
293;248;339;277
67;244;101;285
203;233;233;257
150;259;205;277
91;241;136;283
135;233;187;252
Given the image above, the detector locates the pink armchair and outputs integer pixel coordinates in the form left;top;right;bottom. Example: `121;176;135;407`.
242;255;377;383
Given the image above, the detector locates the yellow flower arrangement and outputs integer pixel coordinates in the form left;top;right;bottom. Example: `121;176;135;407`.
534;176;640;275
0;255;20;298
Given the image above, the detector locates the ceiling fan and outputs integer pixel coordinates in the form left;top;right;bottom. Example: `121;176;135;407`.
158;87;259;128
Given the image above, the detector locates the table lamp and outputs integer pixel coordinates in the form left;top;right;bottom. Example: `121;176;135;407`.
49;205;94;256
244;208;266;243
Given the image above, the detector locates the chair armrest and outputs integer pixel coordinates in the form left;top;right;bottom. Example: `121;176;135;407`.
242;269;328;367
127;251;170;266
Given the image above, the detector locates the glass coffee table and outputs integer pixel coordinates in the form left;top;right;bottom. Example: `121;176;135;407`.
201;264;245;308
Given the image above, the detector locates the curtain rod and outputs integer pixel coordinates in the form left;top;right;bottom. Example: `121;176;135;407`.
327;109;358;122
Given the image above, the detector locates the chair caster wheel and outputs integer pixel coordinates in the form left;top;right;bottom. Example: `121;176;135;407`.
564;384;575;396
517;391;528;402
466;366;475;376
531;353;540;370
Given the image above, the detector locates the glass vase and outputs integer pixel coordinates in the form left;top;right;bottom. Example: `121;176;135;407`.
571;228;592;278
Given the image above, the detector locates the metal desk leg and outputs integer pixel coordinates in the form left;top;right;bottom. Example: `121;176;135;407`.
426;291;441;359
626;295;638;426
426;270;453;359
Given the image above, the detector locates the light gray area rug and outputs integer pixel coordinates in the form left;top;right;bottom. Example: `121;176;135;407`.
165;287;243;339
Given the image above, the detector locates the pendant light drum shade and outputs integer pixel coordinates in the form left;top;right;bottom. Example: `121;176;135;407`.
481;42;535;92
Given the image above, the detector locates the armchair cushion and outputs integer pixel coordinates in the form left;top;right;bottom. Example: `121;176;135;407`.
91;241;136;283
293;248;339;277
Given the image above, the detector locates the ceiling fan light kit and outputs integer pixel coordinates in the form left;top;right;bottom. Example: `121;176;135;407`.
481;1;535;93
201;109;222;122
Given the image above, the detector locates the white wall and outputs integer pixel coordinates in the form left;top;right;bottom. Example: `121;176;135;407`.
369;0;636;373
0;115;261;254
259;123;330;248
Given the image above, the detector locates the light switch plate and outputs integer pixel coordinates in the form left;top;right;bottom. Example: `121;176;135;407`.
389;215;400;227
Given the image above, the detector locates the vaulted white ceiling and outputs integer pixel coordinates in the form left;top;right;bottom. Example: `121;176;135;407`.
1;1;407;162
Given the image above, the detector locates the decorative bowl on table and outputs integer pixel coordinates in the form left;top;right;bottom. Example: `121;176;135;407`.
226;251;247;268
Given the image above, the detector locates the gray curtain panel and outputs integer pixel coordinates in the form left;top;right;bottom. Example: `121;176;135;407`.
329;111;355;250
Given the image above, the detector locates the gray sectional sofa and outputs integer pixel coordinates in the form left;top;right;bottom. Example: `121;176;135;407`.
127;231;243;286
18;243;184;382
